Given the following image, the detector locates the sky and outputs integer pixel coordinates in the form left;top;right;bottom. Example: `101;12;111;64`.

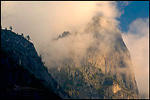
1;1;149;98
118;1;149;97
117;1;149;32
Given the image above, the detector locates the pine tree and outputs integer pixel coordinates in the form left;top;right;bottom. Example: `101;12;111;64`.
10;26;12;31
21;33;24;37
26;35;31;41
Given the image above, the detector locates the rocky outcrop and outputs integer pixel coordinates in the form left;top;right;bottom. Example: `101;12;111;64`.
53;31;71;40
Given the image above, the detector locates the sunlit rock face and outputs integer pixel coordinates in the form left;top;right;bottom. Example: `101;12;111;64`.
112;83;121;93
49;16;140;99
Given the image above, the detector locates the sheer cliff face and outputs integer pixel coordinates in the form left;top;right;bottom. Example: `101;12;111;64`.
49;16;140;99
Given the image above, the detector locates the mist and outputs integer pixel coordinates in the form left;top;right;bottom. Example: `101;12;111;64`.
122;18;149;97
1;1;149;98
1;1;121;66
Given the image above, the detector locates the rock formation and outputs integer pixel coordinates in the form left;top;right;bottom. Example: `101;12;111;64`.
49;16;140;99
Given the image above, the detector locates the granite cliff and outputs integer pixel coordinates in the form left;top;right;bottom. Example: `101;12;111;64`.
48;16;140;99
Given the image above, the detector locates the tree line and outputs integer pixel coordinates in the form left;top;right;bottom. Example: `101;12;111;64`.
1;25;31;41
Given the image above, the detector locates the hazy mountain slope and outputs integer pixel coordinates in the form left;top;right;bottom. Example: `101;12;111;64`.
1;29;70;99
49;16;140;99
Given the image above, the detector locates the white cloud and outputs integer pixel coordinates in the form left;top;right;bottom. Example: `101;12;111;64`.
122;18;149;97
1;1;122;70
1;1;121;52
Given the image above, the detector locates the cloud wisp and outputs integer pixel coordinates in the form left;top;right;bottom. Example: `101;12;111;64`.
122;18;149;97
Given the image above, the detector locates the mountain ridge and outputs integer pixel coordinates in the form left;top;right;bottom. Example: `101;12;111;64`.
1;15;140;99
1;29;70;99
